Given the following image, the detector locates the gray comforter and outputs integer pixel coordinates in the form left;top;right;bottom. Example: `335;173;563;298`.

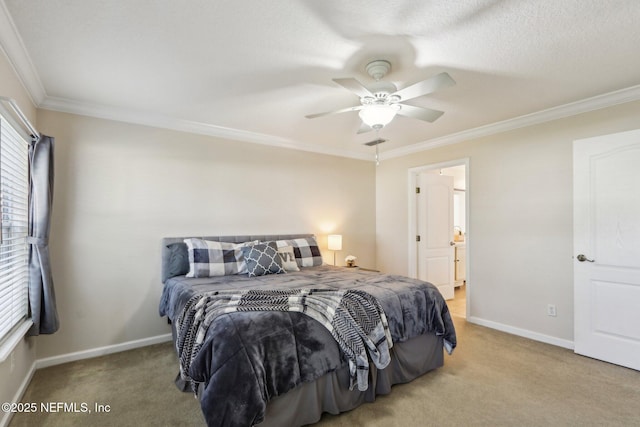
159;266;456;427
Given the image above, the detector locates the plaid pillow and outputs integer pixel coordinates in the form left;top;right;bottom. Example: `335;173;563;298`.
242;242;286;277
275;236;322;267
184;239;256;277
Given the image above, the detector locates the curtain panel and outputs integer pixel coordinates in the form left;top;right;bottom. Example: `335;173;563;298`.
27;134;59;335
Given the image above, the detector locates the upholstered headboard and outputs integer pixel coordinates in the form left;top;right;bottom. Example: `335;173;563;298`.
161;234;315;283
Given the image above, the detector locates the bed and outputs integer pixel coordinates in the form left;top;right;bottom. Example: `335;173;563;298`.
159;234;456;427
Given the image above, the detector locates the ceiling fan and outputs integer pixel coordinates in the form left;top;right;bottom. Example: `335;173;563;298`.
306;60;455;133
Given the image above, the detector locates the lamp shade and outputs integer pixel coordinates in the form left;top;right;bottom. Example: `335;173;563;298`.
358;104;399;129
327;234;342;251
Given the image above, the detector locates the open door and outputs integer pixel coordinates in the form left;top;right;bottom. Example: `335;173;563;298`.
417;173;455;300
574;129;640;370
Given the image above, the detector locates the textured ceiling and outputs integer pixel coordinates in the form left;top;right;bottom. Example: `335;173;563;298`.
3;0;640;160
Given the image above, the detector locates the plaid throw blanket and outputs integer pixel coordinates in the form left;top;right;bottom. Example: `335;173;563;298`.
175;288;393;393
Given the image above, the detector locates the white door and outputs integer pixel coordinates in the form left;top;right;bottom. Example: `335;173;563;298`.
418;173;455;300
455;245;466;286
574;129;640;370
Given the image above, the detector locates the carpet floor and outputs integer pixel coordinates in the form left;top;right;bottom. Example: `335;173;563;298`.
9;316;640;427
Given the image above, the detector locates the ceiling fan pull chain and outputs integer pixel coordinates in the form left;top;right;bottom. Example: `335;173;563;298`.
375;130;380;166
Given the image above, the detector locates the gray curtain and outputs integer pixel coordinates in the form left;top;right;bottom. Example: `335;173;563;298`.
27;134;59;335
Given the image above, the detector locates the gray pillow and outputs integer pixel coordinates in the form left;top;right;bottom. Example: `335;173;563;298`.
241;241;286;277
166;242;190;279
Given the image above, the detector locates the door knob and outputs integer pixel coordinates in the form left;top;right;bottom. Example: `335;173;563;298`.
576;254;595;262
450;241;456;246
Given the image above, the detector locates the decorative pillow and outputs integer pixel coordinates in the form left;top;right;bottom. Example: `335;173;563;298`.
184;238;256;277
165;242;190;279
277;245;300;272
275;236;322;267
242;242;286;277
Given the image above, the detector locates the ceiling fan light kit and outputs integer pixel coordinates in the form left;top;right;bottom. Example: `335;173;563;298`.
358;104;400;129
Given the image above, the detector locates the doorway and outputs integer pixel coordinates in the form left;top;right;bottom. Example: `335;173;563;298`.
408;160;469;318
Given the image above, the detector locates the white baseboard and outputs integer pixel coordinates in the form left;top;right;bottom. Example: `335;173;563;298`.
0;361;36;427
35;333;173;369
467;316;574;350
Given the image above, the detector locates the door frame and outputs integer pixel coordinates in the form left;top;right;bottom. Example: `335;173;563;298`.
408;159;470;314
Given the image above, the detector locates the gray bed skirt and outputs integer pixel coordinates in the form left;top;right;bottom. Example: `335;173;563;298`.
183;332;443;426
258;333;443;426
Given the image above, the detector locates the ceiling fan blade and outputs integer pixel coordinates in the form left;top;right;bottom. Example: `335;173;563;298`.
333;78;374;98
305;105;363;119
397;104;445;123
391;72;456;102
356;122;373;134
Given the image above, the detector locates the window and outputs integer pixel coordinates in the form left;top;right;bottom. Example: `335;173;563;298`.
0;112;30;345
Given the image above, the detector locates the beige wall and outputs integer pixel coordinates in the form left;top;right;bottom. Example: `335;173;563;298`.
35;110;376;359
376;99;640;343
0;49;37;425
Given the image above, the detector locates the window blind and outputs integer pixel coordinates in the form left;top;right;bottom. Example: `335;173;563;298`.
0;114;30;343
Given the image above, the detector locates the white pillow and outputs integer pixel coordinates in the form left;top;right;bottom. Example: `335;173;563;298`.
278;246;300;272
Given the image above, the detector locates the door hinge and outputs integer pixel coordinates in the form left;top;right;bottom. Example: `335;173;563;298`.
416;235;421;242
415;187;420;194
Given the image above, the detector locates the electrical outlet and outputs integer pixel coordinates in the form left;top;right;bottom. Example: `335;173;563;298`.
547;304;557;317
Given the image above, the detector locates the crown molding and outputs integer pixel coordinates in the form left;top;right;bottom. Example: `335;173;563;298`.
381;84;640;160
4;0;639;163
37;84;640;164
39;96;374;161
0;0;46;105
